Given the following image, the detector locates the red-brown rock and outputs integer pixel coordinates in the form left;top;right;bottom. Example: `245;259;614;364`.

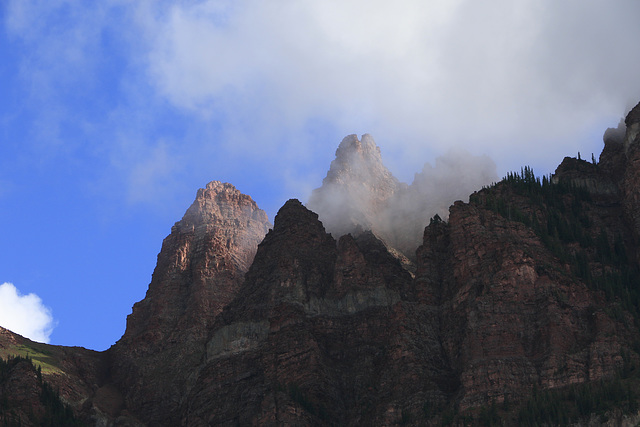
109;181;271;425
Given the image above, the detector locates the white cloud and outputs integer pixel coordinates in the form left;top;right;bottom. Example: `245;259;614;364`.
137;0;640;174
0;283;55;343
5;0;640;206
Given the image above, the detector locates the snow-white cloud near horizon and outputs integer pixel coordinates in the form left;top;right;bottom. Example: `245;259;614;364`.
0;283;55;343
5;0;640;207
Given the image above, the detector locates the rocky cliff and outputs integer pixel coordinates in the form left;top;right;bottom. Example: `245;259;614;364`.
182;199;449;425
3;105;640;426
109;181;271;425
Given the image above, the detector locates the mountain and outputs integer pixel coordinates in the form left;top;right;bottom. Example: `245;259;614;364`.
2;105;640;425
110;181;271;425
307;133;497;259
307;133;405;239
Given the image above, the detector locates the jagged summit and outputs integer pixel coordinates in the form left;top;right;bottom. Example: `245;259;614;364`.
307;134;497;260
109;181;271;425
323;134;392;186
272;198;325;232
307;134;403;239
178;180;271;272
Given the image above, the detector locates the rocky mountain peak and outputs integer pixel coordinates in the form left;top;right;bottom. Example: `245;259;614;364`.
109;181;271;425
216;199;338;324
324;133;399;193
307;135;497;262
327;134;383;179
174;180;270;272
307;134;403;239
273;198;324;233
118;180;271;344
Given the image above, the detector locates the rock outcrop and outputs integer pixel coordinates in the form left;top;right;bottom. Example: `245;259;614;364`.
307;134;497;259
622;102;640;243
307;134;404;239
109;181;271;425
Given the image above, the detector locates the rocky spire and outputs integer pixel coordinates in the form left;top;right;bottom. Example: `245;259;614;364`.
307;134;404;238
110;181;271;426
121;180;271;342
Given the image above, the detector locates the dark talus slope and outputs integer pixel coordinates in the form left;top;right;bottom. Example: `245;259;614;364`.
109;181;271;425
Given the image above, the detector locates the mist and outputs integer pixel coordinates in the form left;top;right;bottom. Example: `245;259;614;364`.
307;135;498;258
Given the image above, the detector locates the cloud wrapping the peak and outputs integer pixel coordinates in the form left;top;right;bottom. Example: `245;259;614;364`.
0;283;55;343
308;135;498;256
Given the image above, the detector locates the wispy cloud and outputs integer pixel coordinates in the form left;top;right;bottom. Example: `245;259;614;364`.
0;282;55;343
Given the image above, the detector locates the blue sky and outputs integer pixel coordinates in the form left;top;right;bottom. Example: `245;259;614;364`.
1;0;640;351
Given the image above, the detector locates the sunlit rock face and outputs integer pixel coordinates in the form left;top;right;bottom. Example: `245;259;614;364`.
109;181;271;426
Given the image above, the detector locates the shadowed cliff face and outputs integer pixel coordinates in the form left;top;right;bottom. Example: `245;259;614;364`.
183;199;454;426
424;201;633;410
